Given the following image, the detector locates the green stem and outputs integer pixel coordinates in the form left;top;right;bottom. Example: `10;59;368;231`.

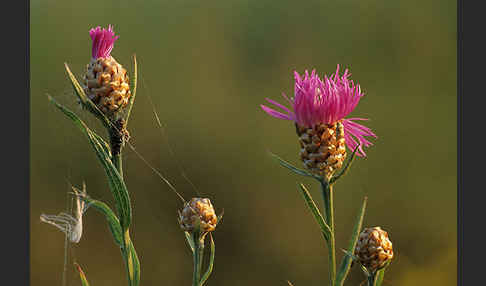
110;129;133;286
321;180;336;286
192;233;205;286
367;273;375;286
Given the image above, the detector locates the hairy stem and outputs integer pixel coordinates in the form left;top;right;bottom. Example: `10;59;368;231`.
321;180;336;286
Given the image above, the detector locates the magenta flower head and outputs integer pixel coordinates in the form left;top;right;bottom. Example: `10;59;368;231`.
261;66;377;178
89;25;119;59
83;25;131;117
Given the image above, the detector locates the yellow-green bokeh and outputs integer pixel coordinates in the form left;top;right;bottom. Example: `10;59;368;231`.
31;0;456;285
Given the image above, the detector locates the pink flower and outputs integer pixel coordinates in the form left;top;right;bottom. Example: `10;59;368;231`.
261;65;377;157
89;25;119;59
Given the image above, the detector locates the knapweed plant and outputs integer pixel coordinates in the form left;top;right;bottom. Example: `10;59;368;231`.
39;24;393;286
261;67;393;286
41;24;221;286
41;24;140;286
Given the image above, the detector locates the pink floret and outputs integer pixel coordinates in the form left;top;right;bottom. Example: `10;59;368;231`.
89;24;119;59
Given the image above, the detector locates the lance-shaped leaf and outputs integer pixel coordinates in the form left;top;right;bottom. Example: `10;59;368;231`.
80;196;123;246
329;144;360;185
49;96;132;230
373;268;385;286
199;234;215;286
125;235;141;286
64;63;111;130
270;152;322;180
335;196;368;286
298;183;331;242
185;231;196;254
74;263;90;286
125;54;137;125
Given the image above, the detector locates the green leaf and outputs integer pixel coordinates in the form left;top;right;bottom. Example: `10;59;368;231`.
199;234;215;286
125;54;137;125
374;268;385;286
185;231;195;254
81;196;123;246
74;263;90;286
49;96;132;230
64;63;111;129
298;183;331;242
91;131;112;158
270;152;321;180
126;237;141;286
335;196;368;286
330;144;360;185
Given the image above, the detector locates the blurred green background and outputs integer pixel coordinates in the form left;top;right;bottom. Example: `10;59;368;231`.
30;0;456;285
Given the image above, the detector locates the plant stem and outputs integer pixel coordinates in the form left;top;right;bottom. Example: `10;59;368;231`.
110;130;134;286
192;233;205;286
109;119;126;179
367;273;375;286
321;180;336;286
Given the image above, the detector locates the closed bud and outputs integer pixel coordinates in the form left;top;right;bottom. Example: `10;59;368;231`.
355;227;394;272
179;198;218;233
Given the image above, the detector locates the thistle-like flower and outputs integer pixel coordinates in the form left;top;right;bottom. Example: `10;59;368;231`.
40;184;88;243
179;198;218;233
261;66;377;179
82;25;131;116
355;227;394;273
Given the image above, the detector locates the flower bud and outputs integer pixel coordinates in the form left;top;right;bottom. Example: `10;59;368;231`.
82;25;131;117
179;198;218;233
296;121;346;180
355;227;394;272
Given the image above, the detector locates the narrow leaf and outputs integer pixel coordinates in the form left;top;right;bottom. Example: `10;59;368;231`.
125;54;137;125
185;231;195;254
199;234;215;286
298;183;331;242
374;268;385;286
81;196;123;246
335;196;368;286
270;152;321;180
64;63;111;129
74;263;90;286
49;96;132;230
330;144;360;185
126;237;141;286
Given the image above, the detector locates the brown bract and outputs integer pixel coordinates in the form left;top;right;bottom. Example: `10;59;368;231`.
296;121;347;180
83;56;131;115
179;198;218;233
355;227;394;272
